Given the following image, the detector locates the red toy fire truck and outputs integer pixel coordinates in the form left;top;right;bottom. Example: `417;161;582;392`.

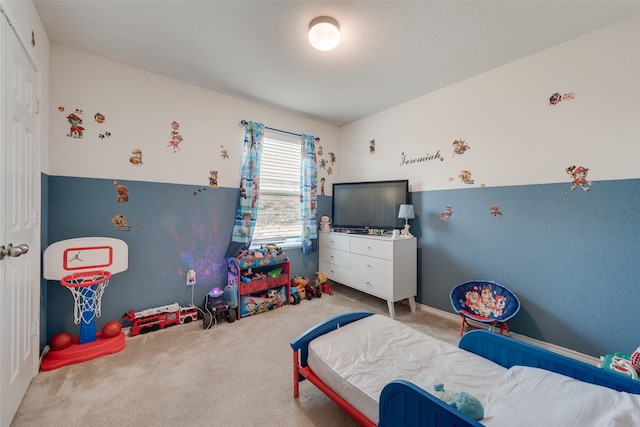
122;303;198;336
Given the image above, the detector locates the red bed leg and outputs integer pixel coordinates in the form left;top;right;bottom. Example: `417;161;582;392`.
293;349;300;398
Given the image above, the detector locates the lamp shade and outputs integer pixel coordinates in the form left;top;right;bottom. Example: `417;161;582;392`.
398;204;415;220
308;16;340;51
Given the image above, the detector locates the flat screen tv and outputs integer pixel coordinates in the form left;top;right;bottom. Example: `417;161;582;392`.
332;180;409;231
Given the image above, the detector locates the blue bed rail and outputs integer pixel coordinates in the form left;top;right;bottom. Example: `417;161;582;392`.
290;311;374;370
459;330;640;394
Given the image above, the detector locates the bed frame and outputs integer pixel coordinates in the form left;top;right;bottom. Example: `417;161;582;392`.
290;312;640;427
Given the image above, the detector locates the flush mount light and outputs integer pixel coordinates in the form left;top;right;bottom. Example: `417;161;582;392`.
308;16;340;51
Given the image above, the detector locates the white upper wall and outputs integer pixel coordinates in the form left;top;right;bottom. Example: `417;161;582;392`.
339;15;640;193
48;44;340;189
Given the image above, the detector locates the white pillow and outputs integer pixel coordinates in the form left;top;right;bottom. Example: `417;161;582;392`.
481;366;640;427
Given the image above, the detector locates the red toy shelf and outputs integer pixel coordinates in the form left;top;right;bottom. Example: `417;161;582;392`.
228;254;290;320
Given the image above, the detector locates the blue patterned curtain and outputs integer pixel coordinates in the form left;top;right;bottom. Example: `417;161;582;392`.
225;122;264;258
300;134;318;253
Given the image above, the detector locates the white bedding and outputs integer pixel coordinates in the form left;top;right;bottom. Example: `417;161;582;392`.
482;366;640;427
307;314;507;423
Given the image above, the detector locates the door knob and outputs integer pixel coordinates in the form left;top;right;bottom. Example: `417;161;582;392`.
0;243;29;260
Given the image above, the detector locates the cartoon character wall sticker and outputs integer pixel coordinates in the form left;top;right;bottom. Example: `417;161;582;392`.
220;145;229;159
369;139;376;154
59;107;113;140
129;149;143;165
209;171;218;188
440;205;453;220
168;121;184;152
452;139;470;157
489;205;502;217
114;183;129;202
65;112;84;138
458;170;474;185
549;92;575;105
565;165;592;192
320;177;326;196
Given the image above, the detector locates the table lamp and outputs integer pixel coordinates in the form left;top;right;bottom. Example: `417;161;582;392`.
398;204;415;236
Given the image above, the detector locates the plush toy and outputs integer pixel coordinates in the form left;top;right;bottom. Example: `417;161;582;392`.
315;271;333;295
599;348;640;380
433;383;484;421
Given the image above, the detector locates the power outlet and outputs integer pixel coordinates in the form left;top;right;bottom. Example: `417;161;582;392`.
187;269;196;286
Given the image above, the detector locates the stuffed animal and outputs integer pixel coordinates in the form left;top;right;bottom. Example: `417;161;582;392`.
433;383;484;421
315;271;333;295
599;349;640;380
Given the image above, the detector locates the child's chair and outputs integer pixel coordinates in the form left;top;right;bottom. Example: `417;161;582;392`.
450;280;520;336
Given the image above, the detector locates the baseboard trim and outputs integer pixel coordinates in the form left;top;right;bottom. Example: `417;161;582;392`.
417;303;599;366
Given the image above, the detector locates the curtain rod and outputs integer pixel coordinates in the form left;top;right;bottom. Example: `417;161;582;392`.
240;120;320;141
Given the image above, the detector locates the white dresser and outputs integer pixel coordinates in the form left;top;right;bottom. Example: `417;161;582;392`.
318;231;417;318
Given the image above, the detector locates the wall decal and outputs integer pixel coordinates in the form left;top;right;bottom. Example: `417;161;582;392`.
566;165;592;192
98;131;111;139
220;145;229;159
326;167;333;175
319;158;327;169
369;139;376;154
129;149;143;165
490;205;502;217
440;205;453;221
111;214;131;231
114;181;129;202
458;170;474;185
317;145;323;156
94;112;106;123
168;121;184;152
31;30;36;47
400;150;444;166
66;113;84;139
320;177;326;196
328;152;337;164
58;106;64;112
549;92;575;105
110;214;142;231
452;139;470;157
209;170;218;188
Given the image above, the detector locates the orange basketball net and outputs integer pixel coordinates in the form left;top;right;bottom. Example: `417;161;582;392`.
61;270;112;325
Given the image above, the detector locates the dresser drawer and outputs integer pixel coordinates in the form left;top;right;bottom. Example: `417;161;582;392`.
350;236;393;260
349;273;392;300
319;232;350;252
350;253;392;280
319;260;349;284
319;247;350;268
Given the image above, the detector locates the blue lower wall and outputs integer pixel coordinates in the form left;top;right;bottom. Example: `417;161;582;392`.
413;178;640;356
44;175;639;357
45;176;320;342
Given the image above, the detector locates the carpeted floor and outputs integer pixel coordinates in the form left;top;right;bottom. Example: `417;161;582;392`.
11;283;460;427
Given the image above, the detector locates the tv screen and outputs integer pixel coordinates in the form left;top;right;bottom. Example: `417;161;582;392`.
332;180;409;230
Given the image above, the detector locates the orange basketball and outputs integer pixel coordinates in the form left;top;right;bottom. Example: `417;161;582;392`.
49;332;73;351
101;320;122;338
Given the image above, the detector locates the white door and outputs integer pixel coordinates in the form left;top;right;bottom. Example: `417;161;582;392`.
0;13;41;427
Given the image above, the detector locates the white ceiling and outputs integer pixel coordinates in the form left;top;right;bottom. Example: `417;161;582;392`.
33;1;640;127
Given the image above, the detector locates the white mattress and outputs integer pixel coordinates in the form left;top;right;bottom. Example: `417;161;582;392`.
307;314;507;423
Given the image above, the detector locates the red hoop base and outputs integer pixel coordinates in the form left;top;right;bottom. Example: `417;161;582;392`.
40;331;125;371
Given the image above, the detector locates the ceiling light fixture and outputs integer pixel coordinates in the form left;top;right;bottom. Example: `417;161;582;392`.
308;16;340;51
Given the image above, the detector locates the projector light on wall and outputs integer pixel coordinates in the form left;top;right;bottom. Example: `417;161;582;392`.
308;16;340;51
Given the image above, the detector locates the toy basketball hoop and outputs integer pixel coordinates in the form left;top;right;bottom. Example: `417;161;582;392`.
61;270;112;344
42;237;128;370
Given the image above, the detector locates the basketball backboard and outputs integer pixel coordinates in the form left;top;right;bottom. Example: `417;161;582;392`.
43;237;128;280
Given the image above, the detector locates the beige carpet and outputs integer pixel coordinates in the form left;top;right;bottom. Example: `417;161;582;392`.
11;283;460;427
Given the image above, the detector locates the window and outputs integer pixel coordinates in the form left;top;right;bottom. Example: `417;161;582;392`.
251;132;302;248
